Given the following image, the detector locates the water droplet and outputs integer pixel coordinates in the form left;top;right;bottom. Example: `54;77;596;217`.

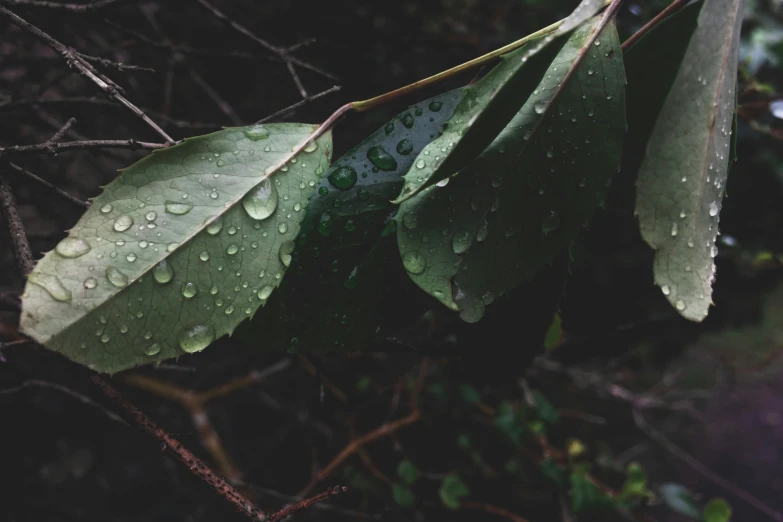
278;222;288;234
366;146;398;171
402;212;418;230
105;266;129;288
182;282;197;298
153;260;174;284
401;114;415;128
225;305;235;315
226;244;239;255
83;277;98;289
244;125;270;140
675;300;685;311
661;285;670;296
28;273;71;302
179;325;215;353
198;251;210;262
126;252;137;262
546;147;554;158
429;101;442;112
541;211;560;234
113;215;133;232
327;166;358;190
100;204;113;214
402;251;426;274
709;201;719;217
145;211;157;222
55;237;91;258
165;202;193;215
671;222;678;237
710;245;718;258
101;334;110;343
257;285;274;300
303;140;318;153
145;343;161;356
206;217;223;235
436;178;449;187
415;159;426;169
452;231;471;254
385;122;395;135
279;241;294;267
242;179;278;220
534;101;548;114
396;139;414;156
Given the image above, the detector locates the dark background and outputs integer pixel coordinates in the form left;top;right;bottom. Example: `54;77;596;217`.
2;1;783;521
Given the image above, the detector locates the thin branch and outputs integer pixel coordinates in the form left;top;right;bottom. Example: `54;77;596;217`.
49;116;76;144
621;0;689;52
0;139;168;158
0;0;123;11
255;85;341;124
0;5;174;143
192;0;338;97
268;486;348;522
0;178;35;274
91;376;267;521
77;52;156;73
633;409;783;522
297;359;429;498
188;68;243;126
462;501;532;522
0;379;126;425
6;162;89;208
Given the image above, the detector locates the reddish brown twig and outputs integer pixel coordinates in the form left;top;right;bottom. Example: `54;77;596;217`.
621;0;690;52
6;162;88;208
462;501;532;522
297;359;429;498
269;486;349;522
91;376;267;521
1;0;121;11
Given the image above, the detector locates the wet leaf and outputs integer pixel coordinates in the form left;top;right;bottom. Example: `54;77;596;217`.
658;483;700;519
20;124;331;373
392;483;415;508
396;16;625;320
393;0;608;202
634;0;743;321
702;498;732;522
439;474;469;510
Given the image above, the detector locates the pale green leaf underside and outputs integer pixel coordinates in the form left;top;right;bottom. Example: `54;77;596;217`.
20;124;332;373
635;0;742;322
397;17;625;320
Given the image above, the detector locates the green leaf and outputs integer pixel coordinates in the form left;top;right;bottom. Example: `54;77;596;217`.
392;0;609;202
702;498;732;522
392;35;569;202
439;474;470;510
459;384;481;404
493;400;527;447
244;90;465;352
397;459;420;485
396;16;625;320
532;390;560;424
539;458;567;486
20;124;331;373
634;0;742;321
392;483;415;508
658;483;700;519
569;470;615;514
543;312;563;350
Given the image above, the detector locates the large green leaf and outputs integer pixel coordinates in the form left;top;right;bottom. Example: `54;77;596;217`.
396;16;625;320
392;35;569;203
20;124;332;373
393;0;609;202
634;0;743;321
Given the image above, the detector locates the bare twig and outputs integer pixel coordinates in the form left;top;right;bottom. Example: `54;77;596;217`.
1;379;126;424
0;178;35;274
0;0;123;12
7;162;89;208
255;85;341;124
633;409;783;521
0;139;168;158
297;359;429;498
188;68;243;126
268;486;348;522
621;0;690;51
49;116;76;145
77;52;156;73
192;0;338;97
0;6;174;143
91;376;267;521
462;501;532;522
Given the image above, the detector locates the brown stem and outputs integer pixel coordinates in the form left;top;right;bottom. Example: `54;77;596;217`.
0;178;35;275
461;501;532;522
6;162;89;208
1;0;122;11
269;486;349;522
621;0;690;52
0;139;169;158
91;376;267;521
